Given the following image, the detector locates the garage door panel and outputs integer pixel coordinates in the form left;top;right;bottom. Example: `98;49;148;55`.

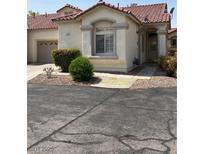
37;41;58;64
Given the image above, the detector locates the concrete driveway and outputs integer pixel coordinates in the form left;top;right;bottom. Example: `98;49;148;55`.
27;85;176;154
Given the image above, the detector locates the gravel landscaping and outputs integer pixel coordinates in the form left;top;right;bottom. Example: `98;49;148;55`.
130;67;177;89
28;66;176;89
28;74;101;86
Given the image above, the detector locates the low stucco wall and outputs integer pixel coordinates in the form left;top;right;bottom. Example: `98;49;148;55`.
27;29;58;62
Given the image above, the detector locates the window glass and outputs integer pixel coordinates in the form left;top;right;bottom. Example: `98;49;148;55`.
95;28;114;54
105;34;114;53
96;35;104;53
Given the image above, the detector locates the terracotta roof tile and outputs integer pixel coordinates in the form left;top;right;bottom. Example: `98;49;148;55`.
52;1;141;24
56;4;82;12
168;28;177;34
27;3;82;30
123;3;170;23
28;2;171;30
27;13;60;30
51;12;80;21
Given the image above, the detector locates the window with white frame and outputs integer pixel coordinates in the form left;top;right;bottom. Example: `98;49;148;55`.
95;27;115;55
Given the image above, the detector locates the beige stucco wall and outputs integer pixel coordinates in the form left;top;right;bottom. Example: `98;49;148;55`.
27;29;58;62
89;58;128;72
58;22;82;51
157;25;168;56
80;6;130;72
125;17;139;69
81;7;126;25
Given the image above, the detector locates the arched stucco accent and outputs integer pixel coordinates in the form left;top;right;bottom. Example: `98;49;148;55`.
91;18;116;26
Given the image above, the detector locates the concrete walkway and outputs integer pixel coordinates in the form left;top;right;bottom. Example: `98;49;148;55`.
90;66;157;88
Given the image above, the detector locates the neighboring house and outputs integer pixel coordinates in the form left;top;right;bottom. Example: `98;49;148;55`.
27;1;174;72
168;28;177;52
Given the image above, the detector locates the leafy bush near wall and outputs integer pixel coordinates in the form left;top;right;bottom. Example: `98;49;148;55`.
52;48;81;72
168;50;177;56
69;57;94;82
159;56;170;70
159;56;177;77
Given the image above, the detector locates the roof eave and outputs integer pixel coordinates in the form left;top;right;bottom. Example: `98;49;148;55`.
142;21;170;25
27;27;58;31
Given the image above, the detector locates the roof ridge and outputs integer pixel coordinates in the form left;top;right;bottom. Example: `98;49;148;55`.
28;13;58;18
57;3;82;12
73;1;140;23
124;3;167;8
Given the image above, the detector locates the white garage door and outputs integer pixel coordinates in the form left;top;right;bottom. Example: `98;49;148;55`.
37;41;58;63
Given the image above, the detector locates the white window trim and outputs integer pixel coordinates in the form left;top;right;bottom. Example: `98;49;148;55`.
93;27;116;56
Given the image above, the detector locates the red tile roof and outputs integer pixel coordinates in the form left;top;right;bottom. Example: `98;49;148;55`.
50;12;80;22
27;3;82;30
27;13;60;30
77;1;141;24
168;28;177;34
123;3;170;23
52;1;141;24
28;2;171;30
56;4;82;12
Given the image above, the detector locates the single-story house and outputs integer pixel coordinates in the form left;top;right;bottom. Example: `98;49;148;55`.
27;0;173;72
168;28;177;52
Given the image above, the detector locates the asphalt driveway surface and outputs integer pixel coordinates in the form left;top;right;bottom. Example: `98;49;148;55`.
28;84;176;154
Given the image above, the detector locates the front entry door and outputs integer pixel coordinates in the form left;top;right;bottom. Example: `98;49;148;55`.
147;33;158;62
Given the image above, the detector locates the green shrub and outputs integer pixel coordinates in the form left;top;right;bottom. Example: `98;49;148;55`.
52;48;81;72
166;56;177;77
159;56;177;77
69;57;94;82
159;56;169;70
168;50;176;56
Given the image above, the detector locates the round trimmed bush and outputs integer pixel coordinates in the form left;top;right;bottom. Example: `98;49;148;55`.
52;48;81;72
69;57;94;82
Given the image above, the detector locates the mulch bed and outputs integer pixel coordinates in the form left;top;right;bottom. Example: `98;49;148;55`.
130;67;177;89
28;74;101;86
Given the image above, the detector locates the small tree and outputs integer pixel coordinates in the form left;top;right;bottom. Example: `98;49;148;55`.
27;10;39;16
